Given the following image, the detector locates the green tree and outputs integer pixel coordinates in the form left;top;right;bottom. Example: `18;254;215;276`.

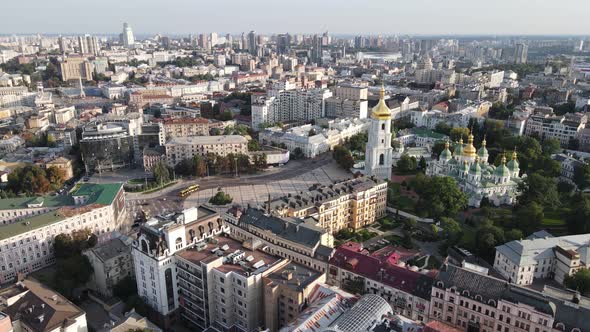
209;190;233;205
333;145;354;170
414;176;468;219
396;154;417;173
434;122;452;136
194;155;207;177
152;161;170;184
573;163;590;190
450;127;470;142
292;147;305;160
440;217;462;243
542;138;562;156
514;202;544;234
347;132;368;152
564;269;590;294
418;156;427;170
505;229;524;242
474;219;505;260
566;193;590;234
517;173;560;208
247;139;260;151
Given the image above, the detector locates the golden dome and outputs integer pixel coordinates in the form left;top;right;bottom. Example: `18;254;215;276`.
371;85;391;120
463;131;477;157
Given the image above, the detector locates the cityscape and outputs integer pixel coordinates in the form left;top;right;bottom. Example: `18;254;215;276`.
0;2;590;332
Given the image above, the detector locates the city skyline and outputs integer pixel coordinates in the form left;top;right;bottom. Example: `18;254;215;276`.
2;0;589;36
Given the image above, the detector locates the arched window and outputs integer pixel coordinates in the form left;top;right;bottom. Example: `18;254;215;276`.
381;123;386;130
175;237;183;250
141;239;149;253
379;154;385;165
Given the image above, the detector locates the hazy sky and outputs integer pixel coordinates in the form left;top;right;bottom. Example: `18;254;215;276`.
2;0;589;35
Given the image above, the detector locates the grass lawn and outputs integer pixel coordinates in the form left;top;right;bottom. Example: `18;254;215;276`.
542;209;567;227
391;195;418;213
142;181;177;194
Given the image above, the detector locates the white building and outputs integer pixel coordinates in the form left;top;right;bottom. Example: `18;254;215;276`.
131;207;227;327
251;88;333;130
365;86;393;179
259;118;369;158
0;183;126;284
165;135;248;166
494;232;590;285
427;136;523;207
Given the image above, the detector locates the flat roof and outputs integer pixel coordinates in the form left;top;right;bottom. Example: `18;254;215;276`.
266;262;323;292
72;182;123;205
0;211;64;240
167;135;247;146
177;235;282;277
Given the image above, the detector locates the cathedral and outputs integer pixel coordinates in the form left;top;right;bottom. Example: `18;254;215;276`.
426;132;523;207
365;86;393;180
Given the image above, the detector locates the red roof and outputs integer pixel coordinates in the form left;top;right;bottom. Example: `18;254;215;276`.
329;242;430;295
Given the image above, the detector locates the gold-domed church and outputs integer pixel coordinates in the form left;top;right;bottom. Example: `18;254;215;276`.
426;132;523;207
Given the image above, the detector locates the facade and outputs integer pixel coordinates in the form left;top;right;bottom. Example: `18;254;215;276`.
59;56;94;81
80;123;135;172
268;176;388;233
175;236;286;332
325;85;369;119
47;127;78;149
328;242;433;322
131;207;227;327
0;183;126;283
551;154;587;186
251;88;333;130
51;106;75;125
494;232;590;285
365;86;393;180
224;207;334;273
427;136;523;208
121;23;135;48
164;135;248;166
45;156;74;180
430;263;590;332
157;117;213;139
263;262;326;331
3;279;87;332
524;113;587;147
514;43;529;64
0;136;24;154
259;118;369;158
83;236;134;297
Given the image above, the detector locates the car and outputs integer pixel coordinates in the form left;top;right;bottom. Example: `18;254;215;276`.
83;177;89;182
140;202;150;206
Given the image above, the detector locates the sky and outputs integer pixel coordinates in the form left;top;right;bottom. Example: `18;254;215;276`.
1;0;589;36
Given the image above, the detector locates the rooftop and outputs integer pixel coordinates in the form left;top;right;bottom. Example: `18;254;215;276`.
0;210;65;241
3;279;85;332
166;135;247;146
87;237;130;263
265;262;323;292
177;235;282;277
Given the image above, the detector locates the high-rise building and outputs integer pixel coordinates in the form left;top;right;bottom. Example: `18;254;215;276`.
59;56;94;81
77;35;88;54
277;33;291;54
311;34;322;65
365;86;393;179
58;35;67;54
86;35;100;56
248;30;257;56
225;33;233;47
121;22;135;48
514;43;528;64
198;33;210;50
210;32;218;46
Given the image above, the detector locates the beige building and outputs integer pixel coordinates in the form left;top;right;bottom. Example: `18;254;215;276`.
27;115;49;129
46;156;74;180
263;262;325;331
83;236;134;297
60;56;94;81
157;117;213;139
52;106;76;125
165;135;248;166
268;176;387;233
3;278;88;332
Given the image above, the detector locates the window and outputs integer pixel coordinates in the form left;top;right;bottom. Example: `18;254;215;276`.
382;123;385;130
379;154;384;165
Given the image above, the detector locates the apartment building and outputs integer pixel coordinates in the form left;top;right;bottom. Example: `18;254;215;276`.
131;206;227;327
494;232;590;286
52;106;76;125
223;207;334;273
0;183;126;284
268;176;388;233
165;135;248;166
83;235;134;297
263;262;326;331
45;156;74;180
524;113;587;147
327;242;433;322
430;263;590;332
157;117;212;139
59;56;94;81
325;85;369;119
175;235;287;332
0;86;35;108
251;88;332;130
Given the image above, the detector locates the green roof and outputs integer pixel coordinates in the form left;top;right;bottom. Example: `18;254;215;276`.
72;183;123;205
0;211;65;240
0;195;74;211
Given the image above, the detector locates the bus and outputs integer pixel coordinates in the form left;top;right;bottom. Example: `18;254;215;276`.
179;184;200;197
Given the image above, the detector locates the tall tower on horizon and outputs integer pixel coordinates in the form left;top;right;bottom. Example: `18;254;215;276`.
121;22;135;48
364;86;393;180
